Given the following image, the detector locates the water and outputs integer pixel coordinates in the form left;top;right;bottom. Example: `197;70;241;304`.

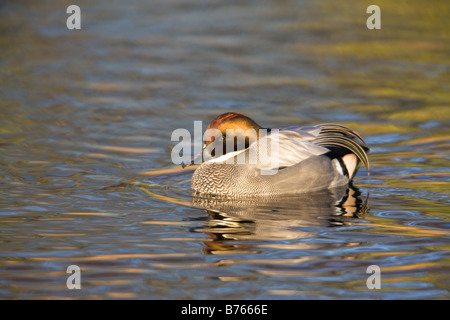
0;0;449;299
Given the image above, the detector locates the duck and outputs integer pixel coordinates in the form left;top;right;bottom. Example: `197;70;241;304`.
185;112;369;197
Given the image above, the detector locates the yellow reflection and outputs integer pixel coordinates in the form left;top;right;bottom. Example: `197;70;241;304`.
31;253;189;262
62;212;117;216
153;262;212;269
141;221;181;225
213;276;254;281
140;165;196;176
258;270;315;277
85;153;108;159
381;262;438;272
388;108;449;122
139;187;191;206
96;145;155;153
107;292;138;299
353;222;450;237
37;233;85;237
215;257;313;266
159;237;201;241
366;251;413;257
267;289;307;296
402;135;450;146
114;268;153;274
392;172;450;177
90;279;134;286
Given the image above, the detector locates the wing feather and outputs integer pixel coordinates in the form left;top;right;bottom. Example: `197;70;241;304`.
206;123;369;175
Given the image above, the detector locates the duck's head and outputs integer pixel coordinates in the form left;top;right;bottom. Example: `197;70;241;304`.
183;112;264;167
205;112;263;150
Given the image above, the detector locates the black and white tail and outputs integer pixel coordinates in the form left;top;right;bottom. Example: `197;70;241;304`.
313;123;370;179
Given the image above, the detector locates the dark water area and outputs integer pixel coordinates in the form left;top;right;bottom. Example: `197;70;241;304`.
0;0;449;299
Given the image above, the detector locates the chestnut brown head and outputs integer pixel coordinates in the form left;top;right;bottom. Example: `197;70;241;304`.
204;112;262;156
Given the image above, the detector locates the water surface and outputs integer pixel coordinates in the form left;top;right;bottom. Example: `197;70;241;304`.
0;0;449;299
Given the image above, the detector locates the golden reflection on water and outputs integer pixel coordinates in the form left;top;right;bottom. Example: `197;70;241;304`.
62;212;119;216
352;222;450;237
139;187;191;206
36;233;86;237
94;145;155;154
140;165;197;176
30;253;190;262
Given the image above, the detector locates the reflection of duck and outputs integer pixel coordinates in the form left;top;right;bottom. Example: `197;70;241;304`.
185;112;369;197
191;185;369;255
